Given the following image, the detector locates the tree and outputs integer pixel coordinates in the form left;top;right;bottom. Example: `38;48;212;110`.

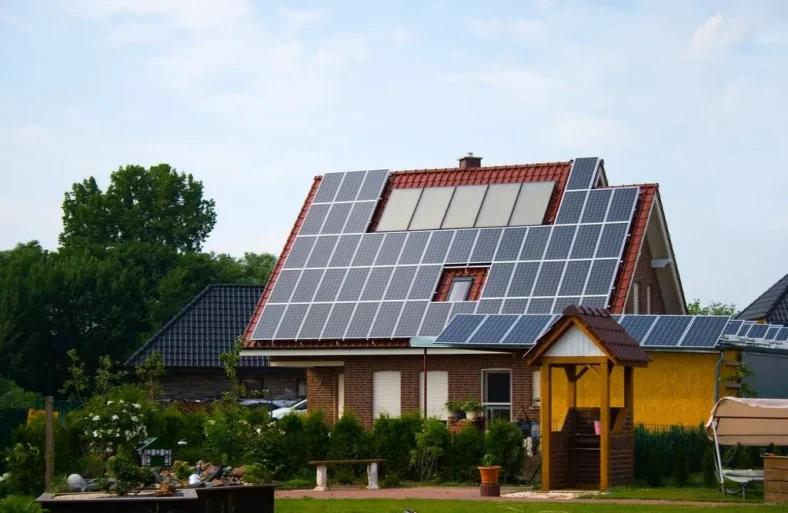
136;350;165;401
687;299;737;316
60;164;216;252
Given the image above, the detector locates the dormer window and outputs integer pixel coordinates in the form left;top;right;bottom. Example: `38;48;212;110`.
447;277;474;302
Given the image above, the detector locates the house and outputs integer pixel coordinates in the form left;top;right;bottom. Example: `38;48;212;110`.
737;273;788;326
240;155;788;428
126;284;305;401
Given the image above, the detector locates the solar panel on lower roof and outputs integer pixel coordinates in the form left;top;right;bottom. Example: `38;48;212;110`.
477;299;503;314
584;259;618;295
528;298;554;314
290;269;324;302
581;189;612;223
533;261;565;296
299;203;331;235
606;187;639;222
502;314;554;345
343;202;376;233
571;225;601;259
471;228;503;263
353;233;384;265
469;315;519;344
357;169;389;201
313;172;343;203
328;235;361;267
435;314;486;344
596;223;629;258
446;230;478;263
508;262;539;297
422;230;454;264
619;315;658;343
345;302;379;338
723;319;743;336
502;298;529;314
251;304;287;339
322;303;356;338
559;261;591;296
482;263;515;298
375;233;407;265
555;190;586;224
361;267;394;301
305;236;338;268
642;316;693;347
284;236;316;268
321;203;352;234
268;270;301;303
335;170;366;201
369;301;404;338
776;327;788;342
398;232;430;265
680;316;729;348
765;326;781;341
394;301;428;337
494;227;527;261
408;265;442;300
545;225;576;259
737;321;755;336
313;268;347;302
419;302;452;336
274;304;309;339
384;266;417;300
566;157;598;190
298;304;333;339
747;324;769;339
520;226;550;260
337;267;370;301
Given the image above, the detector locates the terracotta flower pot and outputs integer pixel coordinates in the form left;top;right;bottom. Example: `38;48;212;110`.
478;465;501;484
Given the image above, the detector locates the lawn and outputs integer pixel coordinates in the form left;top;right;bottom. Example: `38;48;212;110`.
587;485;763;503
276;499;778;513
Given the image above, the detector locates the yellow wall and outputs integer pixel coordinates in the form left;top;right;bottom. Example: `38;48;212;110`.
547;351;740;428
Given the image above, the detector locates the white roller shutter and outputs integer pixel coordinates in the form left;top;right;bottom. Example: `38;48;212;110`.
373;371;401;418
337;373;345;419
419;371;449;420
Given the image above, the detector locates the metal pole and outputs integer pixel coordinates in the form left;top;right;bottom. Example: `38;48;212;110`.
423;349;428;417
45;396;54;491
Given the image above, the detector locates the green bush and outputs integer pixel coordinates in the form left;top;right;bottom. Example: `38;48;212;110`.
409;419;449;482
381;471;400;488
372;414;421;480
484;420;525;483
106;447;155;495
203;405;249;465
672;447;689;486
274;414;306;479
735;444;753;470
243;463;275;484
333;467;356;485
1;444;43;497
172;461;192;481
646;448;662;487
327;413;367;461
444;426;484;483
302;411;330;462
703;446;717;488
0;496;46;513
634;424;710;483
173;445;206;465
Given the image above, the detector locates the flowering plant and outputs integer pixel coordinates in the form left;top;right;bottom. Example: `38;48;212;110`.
83;399;149;458
203;407;286;467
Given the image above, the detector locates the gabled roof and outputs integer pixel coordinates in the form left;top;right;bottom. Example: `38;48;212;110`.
737;273;788;323
127;284;266;368
525;306;651;367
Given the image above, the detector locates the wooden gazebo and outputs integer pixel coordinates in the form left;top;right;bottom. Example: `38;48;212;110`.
525;306;651;491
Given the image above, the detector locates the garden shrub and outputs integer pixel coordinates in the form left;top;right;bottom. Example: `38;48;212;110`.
381;471;401;488
333;467;356;485
243;463;275;484
0;496;47;513
302;411;330;462
106;446;155;495
646;448;662;487
703;446;717;488
327;412;367;461
173;445;207;465
444;426;484;483
273;414;306;478
484;420;525;483
735;444;753;469
172;461;192;481
672;447;689;486
2;443;43;497
372;414;421;480
409;419;449;483
203;405;249;466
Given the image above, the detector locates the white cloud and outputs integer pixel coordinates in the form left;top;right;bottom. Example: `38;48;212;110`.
445;67;567;105
108;21;167;45
468;17;502;38
468;16;543;43
543;114;629;152
392;26;413;45
77;0;251;30
688;13;748;58
315;35;368;71
278;7;324;28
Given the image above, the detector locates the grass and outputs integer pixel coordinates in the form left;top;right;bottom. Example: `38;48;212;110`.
586;485;763;503
277;499;778;512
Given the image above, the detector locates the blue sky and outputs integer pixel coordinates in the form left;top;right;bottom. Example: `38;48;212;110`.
1;0;787;308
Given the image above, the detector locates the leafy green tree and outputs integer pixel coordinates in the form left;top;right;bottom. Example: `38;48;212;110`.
136;351;165;401
0;378;39;409
687;299;737;316
60;349;90;401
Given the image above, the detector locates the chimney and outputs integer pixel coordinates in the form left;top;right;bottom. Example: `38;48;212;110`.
458;152;482;169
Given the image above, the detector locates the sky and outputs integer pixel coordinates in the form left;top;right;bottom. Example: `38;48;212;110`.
1;0;787;309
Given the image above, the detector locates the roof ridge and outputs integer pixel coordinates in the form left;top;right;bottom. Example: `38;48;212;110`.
738;273;788;320
391;161;572;175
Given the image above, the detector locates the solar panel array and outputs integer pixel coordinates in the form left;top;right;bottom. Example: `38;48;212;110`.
251;158;641;341
721;319;788;344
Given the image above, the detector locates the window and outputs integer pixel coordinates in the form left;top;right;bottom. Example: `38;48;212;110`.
337;373;344;418
646;284;652;314
482;370;511;422
633;282;640;314
447;277;473;302
419;371;449;420
532;369;541;408
297;379;307;398
373;371;401;418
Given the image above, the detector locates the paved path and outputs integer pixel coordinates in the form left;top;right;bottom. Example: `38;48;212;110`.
277;486;758;506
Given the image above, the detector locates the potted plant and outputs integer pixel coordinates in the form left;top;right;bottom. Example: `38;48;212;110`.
478;453;501;484
462;399;482;421
445;401;464;421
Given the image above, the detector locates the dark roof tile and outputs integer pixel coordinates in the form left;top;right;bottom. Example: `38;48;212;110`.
737;273;788;323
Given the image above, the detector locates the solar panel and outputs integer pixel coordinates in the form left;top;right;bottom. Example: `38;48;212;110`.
446;230;478;263
306;236;338;268
352;233;384;266
737;321;755;337
420;302;452;336
596;223;629;258
251;304;287;339
482;263;515;298
300;203;331;235
322;303;356;338
776;327;788;342
369;301;404;338
528;298;554;314
747;324;769;339
337;267;370;301
477;299;503;314
494;227;527;261
408;265;442;300
766;326;781;341
384;266;417;300
545;225;576;260
361;267;394;301
375;232;407;266
313;268;347;302
552;297;581;313
398;232;430;265
680;316;729;348
584;259;618;295
581;189;612;223
313;172;343;203
723;319;743;336
619;315;658;343
508;262;539;297
642;316;693;347
566;157;598;190
328;235;362;267
520;226;550;260
345;302;379;338
502;314;554;345
558;260;591;296
274;304;309;339
356;169;389;201
321;203;352;234
284;236;316;269
422;230;454;264
471;228;503;263
343;202;376;233
335;170;366;202
394;301;428;337
290;269;323;302
555;190;586;224
268;270;301;303
469;315;519;344
580;297;607;308
502;298;529;314
533;261;566;296
606;187;639;222
571;225;602;259
298;304;333;339
435;314;486;344
450;301;478;320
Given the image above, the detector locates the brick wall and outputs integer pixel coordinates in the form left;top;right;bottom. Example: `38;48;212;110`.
158;369;304;401
625;237;666;315
306;367;340;424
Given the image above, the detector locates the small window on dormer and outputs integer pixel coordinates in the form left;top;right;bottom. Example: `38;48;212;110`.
447;277;473;302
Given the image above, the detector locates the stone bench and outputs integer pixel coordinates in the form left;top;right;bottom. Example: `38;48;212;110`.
309;459;386;491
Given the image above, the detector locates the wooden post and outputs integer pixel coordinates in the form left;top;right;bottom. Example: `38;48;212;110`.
565;366;577;411
600;363;611;491
540;364;552;491
45;396;54;491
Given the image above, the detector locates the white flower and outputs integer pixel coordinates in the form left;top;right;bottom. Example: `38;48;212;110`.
106;447;113;453
256;428;262;434
132;403;141;409
112;415;119;421
92;431;99;438
119;400;124;404
130;416;138;422
92;415;100;421
108;441;113;446
107;401;114;405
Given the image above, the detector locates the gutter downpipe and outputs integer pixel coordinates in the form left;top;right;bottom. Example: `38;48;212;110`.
714;349;725;403
423;348;428;417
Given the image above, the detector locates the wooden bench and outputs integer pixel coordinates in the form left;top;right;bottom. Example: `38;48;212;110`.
309;459;386;491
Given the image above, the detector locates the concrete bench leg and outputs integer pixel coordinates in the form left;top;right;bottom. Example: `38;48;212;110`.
315;465;328;491
366;462;379;490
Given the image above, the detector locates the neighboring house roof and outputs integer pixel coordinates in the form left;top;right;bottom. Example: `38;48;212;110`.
737;273;788;325
243;156;686;349
127;284;267;368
